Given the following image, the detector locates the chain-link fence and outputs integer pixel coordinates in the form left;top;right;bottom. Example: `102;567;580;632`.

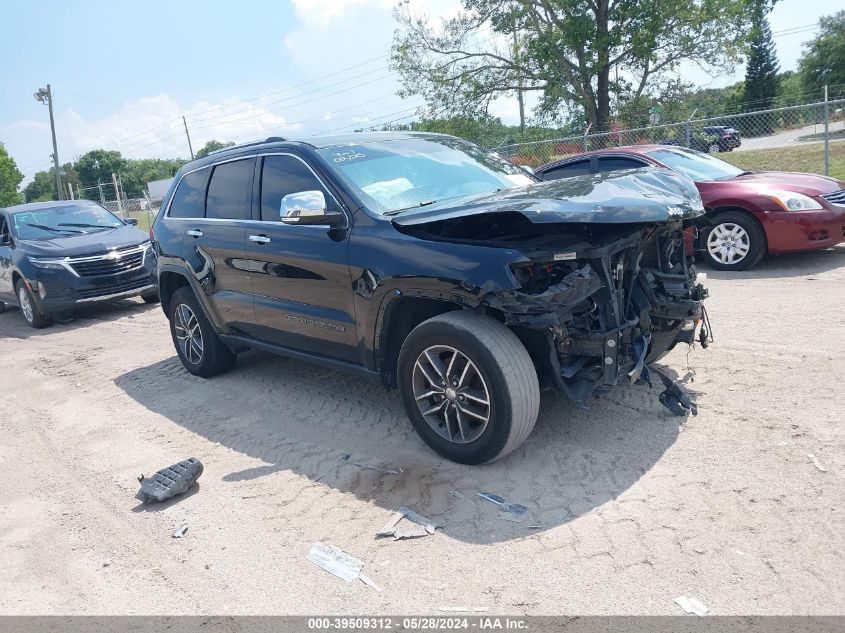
71;180;159;230
495;99;845;177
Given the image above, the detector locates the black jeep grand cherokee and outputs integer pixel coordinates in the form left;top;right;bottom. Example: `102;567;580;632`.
152;132;709;464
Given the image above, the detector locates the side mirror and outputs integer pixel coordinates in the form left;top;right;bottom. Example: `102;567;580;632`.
124;217;139;226
280;190;344;226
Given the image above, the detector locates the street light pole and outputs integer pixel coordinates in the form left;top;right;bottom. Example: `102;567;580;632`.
34;84;63;200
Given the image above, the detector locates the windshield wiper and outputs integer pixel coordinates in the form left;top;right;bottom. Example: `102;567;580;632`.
26;223;83;234
59;222;119;230
383;200;438;216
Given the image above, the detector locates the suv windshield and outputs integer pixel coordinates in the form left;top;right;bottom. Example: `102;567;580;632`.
647;147;745;182
318;137;534;214
12;203;124;240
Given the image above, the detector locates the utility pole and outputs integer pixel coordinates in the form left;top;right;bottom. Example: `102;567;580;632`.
183;115;195;160
34;84;63;200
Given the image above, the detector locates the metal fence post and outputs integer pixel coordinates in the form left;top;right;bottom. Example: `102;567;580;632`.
583;123;592;152
824;85;830;177
685;110;697;148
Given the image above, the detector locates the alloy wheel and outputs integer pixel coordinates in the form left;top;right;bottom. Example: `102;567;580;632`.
412;345;491;444
18;286;33;324
707;222;751;265
174;303;204;365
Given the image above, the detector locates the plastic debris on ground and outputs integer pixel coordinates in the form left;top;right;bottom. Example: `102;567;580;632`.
172;523;188;538
674;595;708;616
308;543;363;582
376;506;438;540
136;457;203;504
477;492;528;521
808;453;827;472
307;543;382;591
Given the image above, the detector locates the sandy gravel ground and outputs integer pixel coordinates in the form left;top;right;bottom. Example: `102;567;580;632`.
1;247;843;615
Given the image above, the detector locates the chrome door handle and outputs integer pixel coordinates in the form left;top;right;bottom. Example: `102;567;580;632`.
186;229;203;238
249;235;271;244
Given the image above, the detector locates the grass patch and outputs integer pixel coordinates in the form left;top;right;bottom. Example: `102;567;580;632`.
720;141;845;180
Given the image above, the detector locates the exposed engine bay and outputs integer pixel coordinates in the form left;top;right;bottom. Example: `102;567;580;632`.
400;214;711;416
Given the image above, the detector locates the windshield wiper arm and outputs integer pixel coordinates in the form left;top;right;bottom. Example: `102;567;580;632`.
383;200;437;216
26;223;83;234
59;222;118;229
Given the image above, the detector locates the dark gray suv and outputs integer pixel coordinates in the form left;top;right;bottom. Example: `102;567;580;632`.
152;132;709;464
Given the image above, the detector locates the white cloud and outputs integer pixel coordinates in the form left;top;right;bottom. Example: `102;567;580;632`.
2;93;303;185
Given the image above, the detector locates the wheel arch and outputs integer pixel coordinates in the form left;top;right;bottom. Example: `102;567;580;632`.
157;268;191;314
376;295;467;388
700;205;769;254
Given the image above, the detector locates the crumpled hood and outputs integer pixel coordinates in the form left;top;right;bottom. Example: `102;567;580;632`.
392;167;705;227
18;225;150;257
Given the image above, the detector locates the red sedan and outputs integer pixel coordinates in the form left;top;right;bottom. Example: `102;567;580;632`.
536;145;845;270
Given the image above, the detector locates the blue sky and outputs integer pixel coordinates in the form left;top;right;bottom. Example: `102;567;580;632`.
0;0;835;184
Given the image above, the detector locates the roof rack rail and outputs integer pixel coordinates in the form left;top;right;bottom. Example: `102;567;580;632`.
207;137;287;156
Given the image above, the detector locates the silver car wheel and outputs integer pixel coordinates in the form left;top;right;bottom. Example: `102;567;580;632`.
18;286;34;324
174;303;204;365
707;222;751;265
412;344;491;444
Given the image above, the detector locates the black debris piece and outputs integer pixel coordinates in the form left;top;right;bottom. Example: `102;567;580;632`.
136;457;204;503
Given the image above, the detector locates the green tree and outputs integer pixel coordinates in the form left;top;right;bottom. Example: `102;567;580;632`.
392;0;755;132
799;11;845;96
23;169;59;203
119;158;187;198
195;140;235;159
75;149;128;189
0;144;24;206
743;0;779;135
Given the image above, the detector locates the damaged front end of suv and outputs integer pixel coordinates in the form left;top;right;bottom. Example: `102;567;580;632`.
393;167;711;417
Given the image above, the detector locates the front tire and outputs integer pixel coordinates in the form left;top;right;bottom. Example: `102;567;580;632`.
142;291;160;304
168;287;235;377
15;280;50;328
702;211;766;271
398;311;540;464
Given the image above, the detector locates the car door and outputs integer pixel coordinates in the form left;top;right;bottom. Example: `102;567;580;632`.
0;213;13;301
173;157;258;335
240;152;358;362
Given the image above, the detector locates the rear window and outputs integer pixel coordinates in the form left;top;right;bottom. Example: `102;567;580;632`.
169;168;209;218
206;159;255;220
541;159;591;180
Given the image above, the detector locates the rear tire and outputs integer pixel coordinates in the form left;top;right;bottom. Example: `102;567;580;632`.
701;211;766;271
398;311;540;464
15;280;50;328
168;287;235;377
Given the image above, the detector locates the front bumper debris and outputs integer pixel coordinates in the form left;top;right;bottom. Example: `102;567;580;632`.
136;457;204;504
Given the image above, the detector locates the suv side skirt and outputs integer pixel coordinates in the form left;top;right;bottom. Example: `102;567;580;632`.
218;333;382;384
